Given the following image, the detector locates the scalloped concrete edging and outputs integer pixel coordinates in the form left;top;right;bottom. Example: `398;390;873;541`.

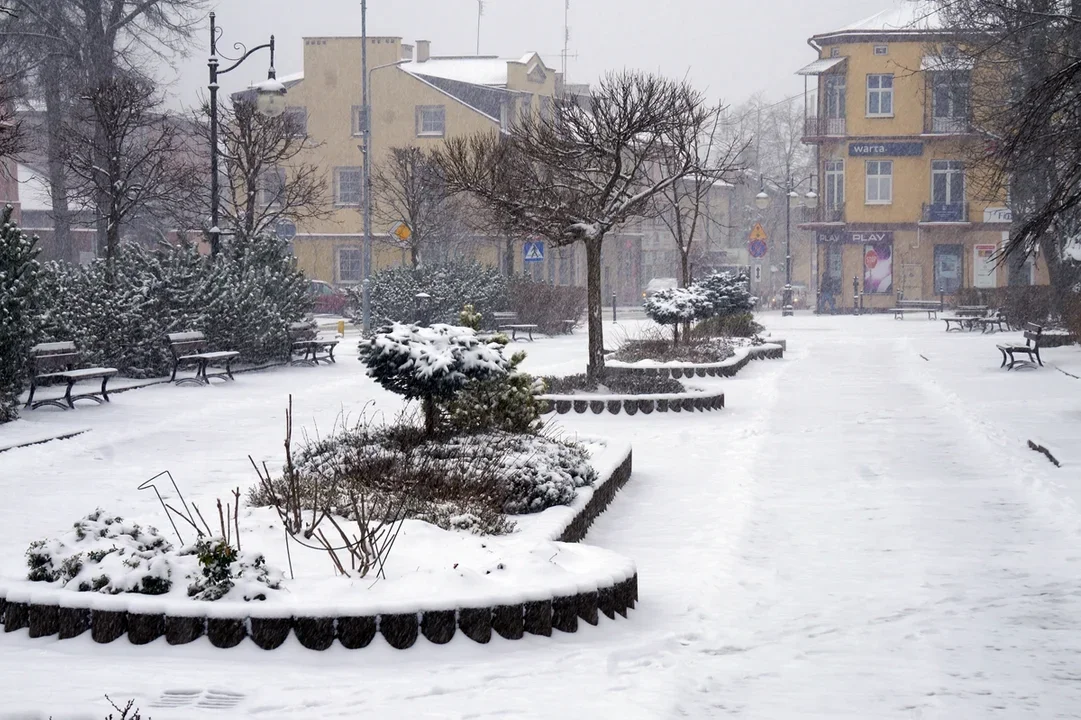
604;343;783;381
539;391;725;416
0;450;637;651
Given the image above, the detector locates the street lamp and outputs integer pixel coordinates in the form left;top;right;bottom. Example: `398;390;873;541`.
207;11;284;256
755;185;817;316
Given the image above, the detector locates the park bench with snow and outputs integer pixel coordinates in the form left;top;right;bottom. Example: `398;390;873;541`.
492;311;539;342
25;341;117;410
288;321;339;366
997;322;1044;370
166;331;240;386
892;299;941;320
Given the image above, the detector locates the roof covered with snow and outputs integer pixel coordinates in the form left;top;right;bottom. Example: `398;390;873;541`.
814;1;949;41
402;57;513;87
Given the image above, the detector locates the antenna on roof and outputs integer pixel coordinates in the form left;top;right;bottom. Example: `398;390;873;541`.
562;0;570;80
476;0;484;55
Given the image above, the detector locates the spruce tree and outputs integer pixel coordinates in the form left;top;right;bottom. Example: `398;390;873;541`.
0;207;42;423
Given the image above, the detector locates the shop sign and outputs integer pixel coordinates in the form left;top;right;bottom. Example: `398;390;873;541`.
817;231;895;244
983;207;1012;223
848;141;924;157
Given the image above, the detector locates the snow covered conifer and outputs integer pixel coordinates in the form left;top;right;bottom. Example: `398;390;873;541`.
0;207;41;423
643;286;712;345
360;323;511;434
697;271;756;317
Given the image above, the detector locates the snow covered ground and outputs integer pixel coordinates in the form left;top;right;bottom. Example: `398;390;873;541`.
1;313;1080;719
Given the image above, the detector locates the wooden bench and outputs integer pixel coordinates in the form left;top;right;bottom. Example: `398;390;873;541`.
996;322;1043;370
942;316;978;332
975;314;1009;334
166;331;240;386
26;342;117;410
893;307;939;320
492;311;539;342
288;321;339;366
955;305;988;317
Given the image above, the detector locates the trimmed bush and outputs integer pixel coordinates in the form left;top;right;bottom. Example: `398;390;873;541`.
0;207;42;423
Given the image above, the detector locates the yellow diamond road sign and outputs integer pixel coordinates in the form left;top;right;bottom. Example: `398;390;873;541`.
392;222;412;242
749;222;768;241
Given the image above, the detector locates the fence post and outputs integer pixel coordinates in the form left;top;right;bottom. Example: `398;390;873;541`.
612;293;617;323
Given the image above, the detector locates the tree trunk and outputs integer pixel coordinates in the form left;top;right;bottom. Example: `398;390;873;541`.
679;250;692;342
672;323;679;347
504;236;514;277
585;236;605;380
410;243;420;269
42;63;73;263
423;395;437;435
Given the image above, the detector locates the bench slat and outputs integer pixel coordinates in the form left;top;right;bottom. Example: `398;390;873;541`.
31;341;77;354
167;331;206;343
58;368;117;379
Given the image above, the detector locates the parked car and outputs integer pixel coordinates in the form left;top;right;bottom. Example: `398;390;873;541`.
308;280;349;315
642;277;678;299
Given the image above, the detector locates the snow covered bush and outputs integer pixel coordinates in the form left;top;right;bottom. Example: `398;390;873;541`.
693;311;764;339
643;285;713;344
696;271;756;317
443;349;545;434
360;323;512;434
358;261;508;326
542;372;685;395
35;235;311;377
458;303;483;330
25;509;282;601
0;207;42;423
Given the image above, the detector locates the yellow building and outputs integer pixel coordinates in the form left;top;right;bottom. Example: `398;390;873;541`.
276;37;558;286
798;3;1049;312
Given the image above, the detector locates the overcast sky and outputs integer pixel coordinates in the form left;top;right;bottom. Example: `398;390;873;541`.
166;0;892;110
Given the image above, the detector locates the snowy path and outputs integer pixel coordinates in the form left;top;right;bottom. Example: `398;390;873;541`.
2;317;1080;718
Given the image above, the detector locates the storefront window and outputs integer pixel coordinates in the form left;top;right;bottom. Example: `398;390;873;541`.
933;244;963;294
863;242;893;293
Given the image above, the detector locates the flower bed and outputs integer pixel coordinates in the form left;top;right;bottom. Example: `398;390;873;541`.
605;343;784;380
0;444;636;650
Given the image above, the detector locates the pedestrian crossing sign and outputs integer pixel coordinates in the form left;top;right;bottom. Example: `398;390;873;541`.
524;240;544;262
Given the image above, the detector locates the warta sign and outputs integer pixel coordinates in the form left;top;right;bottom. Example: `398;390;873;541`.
817;231;894;244
848;142;924;157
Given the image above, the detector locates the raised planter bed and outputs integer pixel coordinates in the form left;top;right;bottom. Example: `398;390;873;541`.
0;445;637;652
605;343;783;380
539;390;725;416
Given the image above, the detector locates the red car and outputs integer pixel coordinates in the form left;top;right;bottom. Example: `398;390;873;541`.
308;280;350;315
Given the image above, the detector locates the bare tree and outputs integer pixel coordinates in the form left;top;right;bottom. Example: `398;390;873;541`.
63;74;200;273
439;71;715;378
934;0;1081;303
372;146;468;268
0;0;206;262
200;95;330;240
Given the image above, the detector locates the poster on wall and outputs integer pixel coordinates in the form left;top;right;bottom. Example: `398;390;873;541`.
974;244;997;289
863;243;893;293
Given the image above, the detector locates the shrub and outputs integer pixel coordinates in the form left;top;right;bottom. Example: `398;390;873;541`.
612;336;735;364
541;372;685;395
692;312;765;339
504;277;587;334
357;261;508;326
360;323;512;434
458;303;482;330
0;207;42;423
443;350;545;434
697;271;756;316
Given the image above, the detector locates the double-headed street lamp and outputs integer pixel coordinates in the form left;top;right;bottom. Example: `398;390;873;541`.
207;11;286;255
755;182;817;316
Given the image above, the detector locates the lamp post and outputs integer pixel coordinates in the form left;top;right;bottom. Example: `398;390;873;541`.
754;183;817;316
359;58;409;335
207;11;285;256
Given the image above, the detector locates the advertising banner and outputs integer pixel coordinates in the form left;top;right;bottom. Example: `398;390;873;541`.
863;243;893;293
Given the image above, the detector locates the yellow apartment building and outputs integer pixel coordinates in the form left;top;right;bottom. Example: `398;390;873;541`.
275;36;563;286
798;3;1049;312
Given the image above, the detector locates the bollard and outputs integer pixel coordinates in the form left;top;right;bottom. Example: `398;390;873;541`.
337;320;345;337
612;293;617;323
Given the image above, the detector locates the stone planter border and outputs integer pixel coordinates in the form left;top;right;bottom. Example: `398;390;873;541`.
0;448;636;651
540;391;725;417
604;343;783;381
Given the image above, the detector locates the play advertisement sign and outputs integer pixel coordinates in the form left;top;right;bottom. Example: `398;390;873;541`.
863;243;893;293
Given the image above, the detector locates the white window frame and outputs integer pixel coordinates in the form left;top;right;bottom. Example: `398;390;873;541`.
259;167;286;207
334;167;363;206
873;44;888;56
824;159;844;210
865;160;893;205
866;74;894;117
931;160;964;205
415;105;446;137
337;246;363;284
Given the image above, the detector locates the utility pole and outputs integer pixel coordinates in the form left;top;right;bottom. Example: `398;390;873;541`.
361;0;372;333
562;0;570;79
477;0;484;55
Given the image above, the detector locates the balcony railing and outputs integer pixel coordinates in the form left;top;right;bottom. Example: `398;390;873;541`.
801;205;845;225
803;116;846;139
921;202;969;223
925;115;971;135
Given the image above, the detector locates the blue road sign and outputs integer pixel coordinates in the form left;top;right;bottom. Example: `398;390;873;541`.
749;239;768;259
524;240;545;262
276;220;297;240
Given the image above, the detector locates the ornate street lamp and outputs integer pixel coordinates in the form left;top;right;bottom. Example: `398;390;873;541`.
207;12;285;255
754;185;817;316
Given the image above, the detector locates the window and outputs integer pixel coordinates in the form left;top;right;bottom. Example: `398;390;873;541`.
931;72;969;132
338;247;363;283
259;167;286;207
830;46;840;58
866;74;894;116
416;105;445;137
931;160;964;204
824;75;846;119
335;167;363;206
824;160;844;215
283;106;307;137
351;105;368;137
865;160;892;204
874;44;888;56
934;244;963;294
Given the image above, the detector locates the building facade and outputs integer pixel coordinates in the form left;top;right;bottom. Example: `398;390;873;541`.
798;4;1048;312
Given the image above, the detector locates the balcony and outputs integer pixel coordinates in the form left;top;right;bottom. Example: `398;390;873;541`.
924;115;972;135
800;205;845;227
921;202;969;223
803;116;846;141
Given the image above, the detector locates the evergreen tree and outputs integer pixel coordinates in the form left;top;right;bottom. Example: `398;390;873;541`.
0;207;42;423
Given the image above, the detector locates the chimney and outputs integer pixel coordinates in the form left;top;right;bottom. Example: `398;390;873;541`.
416;40;430;63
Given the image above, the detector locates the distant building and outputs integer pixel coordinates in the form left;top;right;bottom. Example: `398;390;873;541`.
798;2;1048;311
